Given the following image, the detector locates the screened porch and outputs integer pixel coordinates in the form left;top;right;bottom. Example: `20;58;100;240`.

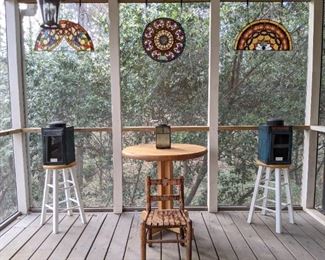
1;0;325;259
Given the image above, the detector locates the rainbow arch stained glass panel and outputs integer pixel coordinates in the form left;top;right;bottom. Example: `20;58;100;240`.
235;19;292;51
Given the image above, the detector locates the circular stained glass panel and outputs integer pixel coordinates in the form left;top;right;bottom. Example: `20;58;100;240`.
142;18;186;63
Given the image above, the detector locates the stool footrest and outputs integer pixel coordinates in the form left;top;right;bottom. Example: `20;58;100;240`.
255;196;266;202
64;206;80;211
45;203;81;212
69;198;79;204
258;185;276;191
254;205;276;213
266;199;290;206
45;204;53;210
62;185;75;190
47;183;75;190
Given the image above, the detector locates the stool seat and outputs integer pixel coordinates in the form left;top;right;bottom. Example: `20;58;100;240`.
248;161;294;233
255;160;291;169
40;162;86;234
43;161;77;170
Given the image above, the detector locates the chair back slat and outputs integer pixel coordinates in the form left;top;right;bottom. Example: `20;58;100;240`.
149;178;183;186
151;195;180;202
146;176;185;211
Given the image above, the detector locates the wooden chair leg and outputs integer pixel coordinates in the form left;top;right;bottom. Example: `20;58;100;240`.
180;227;185;246
141;222;146;260
186;221;192;260
148;228;152;247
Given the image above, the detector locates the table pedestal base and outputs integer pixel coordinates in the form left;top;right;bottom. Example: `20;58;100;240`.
157;160;173;209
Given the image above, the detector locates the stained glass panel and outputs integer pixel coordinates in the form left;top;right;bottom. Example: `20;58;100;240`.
34;20;94;51
142;17;186;63
235;19;292;51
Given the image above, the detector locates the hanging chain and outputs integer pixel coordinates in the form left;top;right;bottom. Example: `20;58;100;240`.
246;0;250;24
78;0;81;24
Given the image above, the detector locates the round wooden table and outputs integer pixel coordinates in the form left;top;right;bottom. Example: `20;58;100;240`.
122;143;207;209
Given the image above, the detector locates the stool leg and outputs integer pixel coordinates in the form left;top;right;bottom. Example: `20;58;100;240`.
248;165;263;224
275;168;282;233
69;167;87;224
284;168;294;224
261;167;271;215
53;169;59;234
40;169;51;225
62;169;73;216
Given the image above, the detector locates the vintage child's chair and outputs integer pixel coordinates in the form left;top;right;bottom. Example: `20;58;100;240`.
140;176;193;260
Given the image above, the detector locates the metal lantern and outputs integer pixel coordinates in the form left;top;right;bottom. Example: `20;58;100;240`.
42;121;75;165
38;0;60;29
156;124;171;149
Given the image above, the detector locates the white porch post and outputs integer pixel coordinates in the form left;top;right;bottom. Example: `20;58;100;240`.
302;0;323;209
207;0;220;212
5;0;29;213
109;0;123;213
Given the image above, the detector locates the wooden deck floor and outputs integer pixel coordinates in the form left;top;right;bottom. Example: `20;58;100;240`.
0;211;325;259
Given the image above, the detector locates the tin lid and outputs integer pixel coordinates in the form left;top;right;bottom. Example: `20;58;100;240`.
266;118;284;126
49;121;66;128
156;124;171;134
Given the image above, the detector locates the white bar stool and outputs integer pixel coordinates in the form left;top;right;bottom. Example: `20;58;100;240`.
40;161;86;234
247;160;294;233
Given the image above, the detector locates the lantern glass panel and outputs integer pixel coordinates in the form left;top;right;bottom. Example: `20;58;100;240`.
156;125;171;149
47;136;63;162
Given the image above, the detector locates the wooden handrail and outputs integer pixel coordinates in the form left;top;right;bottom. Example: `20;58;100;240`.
0;128;22;137
18;0;310;4
19;125;309;134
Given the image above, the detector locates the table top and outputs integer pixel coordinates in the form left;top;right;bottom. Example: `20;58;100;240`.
122;143;207;161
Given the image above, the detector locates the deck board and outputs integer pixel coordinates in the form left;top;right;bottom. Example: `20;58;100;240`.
0;215;26;239
86;212;120;260
294;212;325;250
105;212;133;259
48;213;93;260
161;231;180;260
68;213;107;260
202;212;237;260
217;212;256;260
298;211;325;236
0;213;39;252
190;211;218;260
241;212;295;260
229;212;275;260
124;213;141;260
0;211;324;260
258;213;314;260
30;214;79;260
12;214;65;260
0;215;50;259
280;214;325;259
